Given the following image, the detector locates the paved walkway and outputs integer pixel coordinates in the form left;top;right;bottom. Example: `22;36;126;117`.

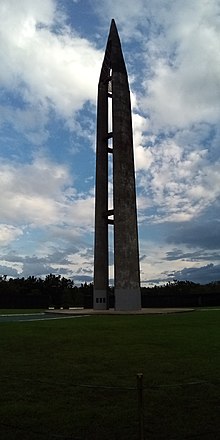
0;313;89;323
46;307;194;316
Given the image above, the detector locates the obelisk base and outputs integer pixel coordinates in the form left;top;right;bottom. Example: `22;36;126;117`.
93;289;108;310
115;288;141;311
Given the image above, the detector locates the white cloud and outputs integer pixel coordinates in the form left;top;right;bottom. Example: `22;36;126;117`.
139;239;202;285
140;0;220;128
0;158;68;225
0;0;220;285
138;136;220;223
95;0;220;128
0;224;23;245
93;0;147;38
0;0;102;135
132;112;152;171
93;0;220;226
139;237;220;286
0;156;94;231
69;196;94;228
0;151;95;278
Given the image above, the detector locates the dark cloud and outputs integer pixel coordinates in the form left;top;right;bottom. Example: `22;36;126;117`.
3;250;75;266
171;263;220;284
141;278;168;285
1;246;93;281
167;220;220;250
142;263;220;285
166;248;220;262
64;245;81;255
74;275;93;283
47;252;70;265
0;265;19;277
140;254;147;262
21;263;60;278
109;250;114;266
3;253;28;263
76;267;92;274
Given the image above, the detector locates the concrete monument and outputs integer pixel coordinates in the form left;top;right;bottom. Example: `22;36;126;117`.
94;19;141;311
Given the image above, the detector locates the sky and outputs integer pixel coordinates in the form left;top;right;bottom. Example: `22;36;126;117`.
0;0;220;286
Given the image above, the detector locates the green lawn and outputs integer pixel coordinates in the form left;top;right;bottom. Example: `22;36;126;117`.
0;310;220;439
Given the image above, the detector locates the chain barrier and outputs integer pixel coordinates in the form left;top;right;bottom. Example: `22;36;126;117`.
1;374;219;440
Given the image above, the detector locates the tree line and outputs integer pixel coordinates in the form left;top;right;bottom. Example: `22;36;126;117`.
142;279;220;296
0;274;93;308
0;275;220;308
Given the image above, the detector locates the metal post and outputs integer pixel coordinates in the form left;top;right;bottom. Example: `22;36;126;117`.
137;373;144;440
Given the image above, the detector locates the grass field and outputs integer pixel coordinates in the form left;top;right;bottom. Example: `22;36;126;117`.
0;310;220;439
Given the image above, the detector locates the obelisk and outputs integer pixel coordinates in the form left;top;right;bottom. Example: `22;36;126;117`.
94;19;141;311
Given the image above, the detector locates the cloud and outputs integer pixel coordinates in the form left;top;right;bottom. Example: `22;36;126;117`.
132;112;151;171
1;245;93;281
141;1;220;128
0;157;71;226
166;248;220;263
0;0;102;140
21;262;58;278
132;113;220;229
74;274;93;283
0;225;23;245
0;152;95;279
0;0;220;287
95;0;220;129
92;0;150;39
0;156;95;239
96;0;220;229
0;265;19;278
138;234;220;286
139;239;181;285
170;263;220;284
167;219;220;250
0;103;49;145
68;195;95;228
94;0;220;285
